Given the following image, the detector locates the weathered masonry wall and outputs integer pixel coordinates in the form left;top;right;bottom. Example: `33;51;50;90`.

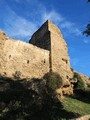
29;20;73;85
48;21;73;84
50;32;73;84
1;21;89;96
30;21;51;50
0;39;49;78
0;20;73;86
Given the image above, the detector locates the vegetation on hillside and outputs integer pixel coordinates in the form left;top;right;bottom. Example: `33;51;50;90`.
63;97;90;115
0;72;90;120
0;73;64;120
43;72;63;93
73;72;85;90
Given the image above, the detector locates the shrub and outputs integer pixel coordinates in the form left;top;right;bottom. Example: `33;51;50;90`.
0;76;63;120
74;72;85;90
43;72;63;92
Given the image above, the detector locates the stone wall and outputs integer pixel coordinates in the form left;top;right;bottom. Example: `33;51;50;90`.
29;20;73;85
0;20;74;95
48;21;73;85
0;20;90;97
0;39;49;79
30;21;51;50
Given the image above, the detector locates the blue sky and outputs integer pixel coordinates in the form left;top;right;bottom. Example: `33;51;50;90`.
0;0;90;77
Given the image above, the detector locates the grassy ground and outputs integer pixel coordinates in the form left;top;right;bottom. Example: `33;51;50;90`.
62;97;90;116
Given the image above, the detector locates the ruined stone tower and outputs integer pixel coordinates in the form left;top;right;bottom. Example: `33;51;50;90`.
0;20;73;88
0;20;90;95
29;20;73;85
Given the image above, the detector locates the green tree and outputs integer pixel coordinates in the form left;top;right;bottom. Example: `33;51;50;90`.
83;23;90;36
83;0;90;36
43;72;63;93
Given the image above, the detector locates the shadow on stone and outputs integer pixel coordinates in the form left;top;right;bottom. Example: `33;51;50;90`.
0;76;81;120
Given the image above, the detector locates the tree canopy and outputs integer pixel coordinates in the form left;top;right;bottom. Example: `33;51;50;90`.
83;23;90;36
83;0;90;36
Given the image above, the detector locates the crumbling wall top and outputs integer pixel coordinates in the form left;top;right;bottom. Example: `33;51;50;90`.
29;20;63;50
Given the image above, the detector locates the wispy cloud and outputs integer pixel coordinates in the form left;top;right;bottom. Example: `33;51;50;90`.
41;10;81;36
41;10;64;25
71;58;79;66
1;0;82;40
3;6;37;40
83;39;90;44
60;21;81;36
5;16;37;38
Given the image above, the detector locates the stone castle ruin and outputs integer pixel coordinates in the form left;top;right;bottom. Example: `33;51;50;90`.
29;20;73;85
0;20;89;95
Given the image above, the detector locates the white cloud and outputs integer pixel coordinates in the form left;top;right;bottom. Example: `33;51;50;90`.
2;0;82;40
74;28;81;36
60;21;74;28
60;21;81;36
41;10;81;36
83;39;90;44
5;17;37;37
41;10;64;25
71;58;79;66
3;7;37;39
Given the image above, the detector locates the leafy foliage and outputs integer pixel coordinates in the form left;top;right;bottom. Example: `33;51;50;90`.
0;75;63;120
83;1;90;36
0;74;89;119
43;72;63;93
83;23;90;36
74;72;85;90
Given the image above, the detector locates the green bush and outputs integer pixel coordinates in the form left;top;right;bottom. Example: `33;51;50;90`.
43;72;63;92
74;72;85;90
